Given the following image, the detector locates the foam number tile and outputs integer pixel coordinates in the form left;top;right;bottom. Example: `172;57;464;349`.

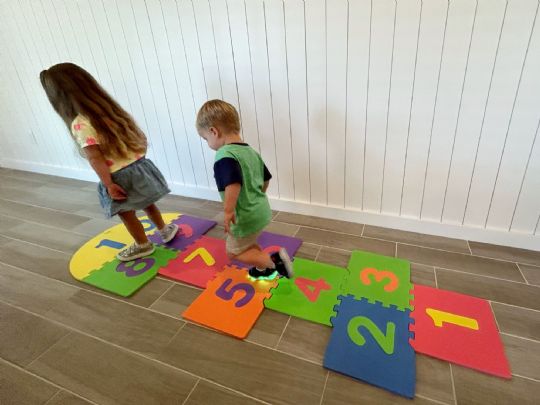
323;295;416;398
345;250;413;310
69;213;181;281
264;258;348;325
159;236;230;288
148;215;217;251
81;246;178;297
233;232;302;269
410;285;511;378
182;266;277;339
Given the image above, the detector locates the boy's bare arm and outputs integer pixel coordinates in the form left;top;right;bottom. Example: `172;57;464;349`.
262;180;269;193
223;183;241;233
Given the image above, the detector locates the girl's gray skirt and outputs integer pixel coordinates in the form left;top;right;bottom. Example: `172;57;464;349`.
98;157;170;218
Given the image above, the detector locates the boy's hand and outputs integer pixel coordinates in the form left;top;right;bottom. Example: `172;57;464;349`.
224;210;236;234
107;183;127;200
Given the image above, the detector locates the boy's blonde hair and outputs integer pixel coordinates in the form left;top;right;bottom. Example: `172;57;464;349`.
196;99;240;133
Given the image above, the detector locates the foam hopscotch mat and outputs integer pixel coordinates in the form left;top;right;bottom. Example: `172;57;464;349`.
410;285;511;378
233;231;303;269
264;258;348;326
324;295;416;398
346;250;413;311
69;212;216;297
83;246;178;296
159;235;229;288
148;215;217;250
182;265;277;339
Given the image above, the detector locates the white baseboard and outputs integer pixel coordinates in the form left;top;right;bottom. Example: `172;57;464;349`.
2;158;538;252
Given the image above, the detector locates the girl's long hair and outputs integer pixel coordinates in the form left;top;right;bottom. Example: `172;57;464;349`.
39;63;146;159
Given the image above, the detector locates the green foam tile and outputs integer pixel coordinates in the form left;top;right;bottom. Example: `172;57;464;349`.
82;246;178;297
344;250;412;310
264;258;348;326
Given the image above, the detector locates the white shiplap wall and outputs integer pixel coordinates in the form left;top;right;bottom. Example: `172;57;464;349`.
0;0;539;251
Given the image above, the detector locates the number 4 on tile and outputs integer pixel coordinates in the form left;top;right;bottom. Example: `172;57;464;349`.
295;277;332;302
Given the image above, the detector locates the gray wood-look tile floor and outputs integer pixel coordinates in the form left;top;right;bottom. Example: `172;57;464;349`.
0;167;539;405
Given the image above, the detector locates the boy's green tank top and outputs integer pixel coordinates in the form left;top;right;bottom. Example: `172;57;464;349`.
215;144;272;238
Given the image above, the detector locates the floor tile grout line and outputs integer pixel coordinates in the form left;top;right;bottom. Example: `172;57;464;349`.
513;373;540;383
449;364;457;405
434;265;539;287
318;370;329;405
0;261;188;323
516;263;529;284
314;245;323;262
488;300;540;314
0;357;100;405
26;330;73;370
0;196;93;218
434;268;439;288
274;316;291;350
0;212;116;239
166;322;188;346
489;301;501;333
0;232;78;256
148;282;176;309
43;388;63;405
4;171;540;260
501;331;540;344
0;299;273;405
466;240;472;255
415;394;452;405
181;379;200;405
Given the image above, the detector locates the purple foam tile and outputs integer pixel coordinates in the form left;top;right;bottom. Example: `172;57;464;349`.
149;215;217;251
233;231;303;269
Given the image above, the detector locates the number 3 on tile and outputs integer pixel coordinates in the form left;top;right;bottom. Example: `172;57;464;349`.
295;277;331;302
215;279;255;308
347;316;396;355
360;268;399;292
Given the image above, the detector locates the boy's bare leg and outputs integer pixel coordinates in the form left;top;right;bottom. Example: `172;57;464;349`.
143;204;166;229
118;210;149;245
231;245;274;269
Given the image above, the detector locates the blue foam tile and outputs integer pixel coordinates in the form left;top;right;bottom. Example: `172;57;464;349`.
324;295;416;398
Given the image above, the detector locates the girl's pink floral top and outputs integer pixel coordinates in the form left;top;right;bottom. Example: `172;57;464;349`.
71;115;144;173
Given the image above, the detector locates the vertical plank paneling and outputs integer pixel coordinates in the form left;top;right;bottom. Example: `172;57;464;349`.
130;0;185;183
284;0;311;203
400;0;448;218
244;0;280;197
0;0;538;248
421;0;477;221
264;0;295;200
304;0;327;205
226;0;260;150
161;0;208;187
464;0;538;227
208;0;241;111
441;0;507;225
364;0;396;212
325;0;348;208
115;0;173;179
381;0;421;215
510;125;540;234
344;0;371;209
486;7;540;230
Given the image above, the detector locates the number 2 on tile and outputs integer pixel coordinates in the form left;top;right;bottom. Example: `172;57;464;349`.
347;316;396;355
